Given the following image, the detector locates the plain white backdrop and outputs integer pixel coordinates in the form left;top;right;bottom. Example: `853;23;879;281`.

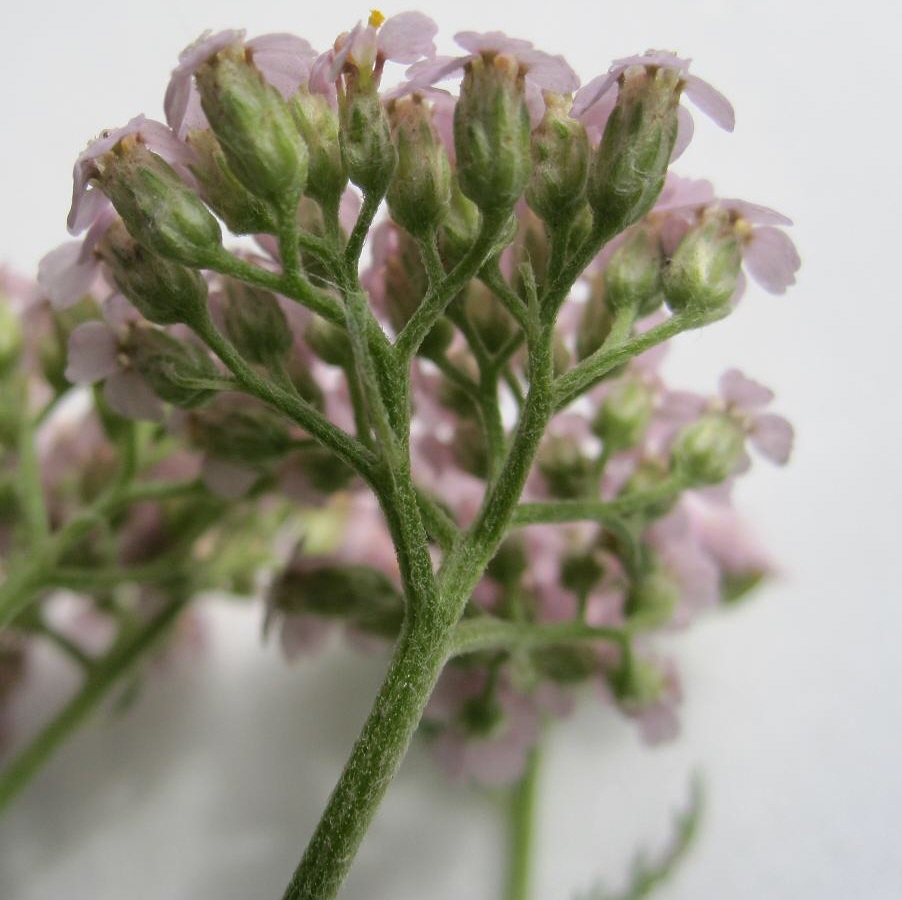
1;1;901;898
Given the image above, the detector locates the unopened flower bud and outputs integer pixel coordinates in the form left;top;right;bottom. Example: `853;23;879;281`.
387;96;452;237
625;569;679;628
664;213;741;314
526;93;589;227
454;53;531;214
289;444;356;495
221;280;293;365
98;219;209;327
611;656;670;709
270;560;403;639
588;67;681;235
290;90;347;210
671;412;745;485
593;378;655;452
0;303;22;375
439;181;481;267
486;536;528;585
463;281;517;353
561;550;605;598
453;419;489;478
339;86;397;196
196;46;309;209
99;139;222;268
538;435;595;499
187;129;275;235
621;458;678;517
604;228;664;315
129;328;219;409
532;645;598;684
576;276;614;360
460;692;504;737
306;315;353;367
188;404;295;464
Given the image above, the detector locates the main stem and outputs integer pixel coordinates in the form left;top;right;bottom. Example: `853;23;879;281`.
280;615;453;900
505;747;542;900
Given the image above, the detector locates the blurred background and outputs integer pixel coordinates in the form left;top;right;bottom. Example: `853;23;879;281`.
1;0;900;897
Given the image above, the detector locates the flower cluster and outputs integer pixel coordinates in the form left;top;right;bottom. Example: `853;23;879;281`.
1;13;798;897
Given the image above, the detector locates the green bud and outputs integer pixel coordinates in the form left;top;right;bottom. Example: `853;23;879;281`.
129;328;219;409
196;46;309;209
187;129;276;235
532;645;598;684
576;276;614;361
560;550;605;598
0;302;22;375
452;419;489;479
439;179;481;267
460;691;505;737
604;228;664;315
664;213;742;314
454;53;531;214
99;139;222;268
588;67;681;235
339;86;397;196
671;413;746;485
289;445;356;495
611;656;670;709
486;535;528;585
98;220;209;327
621;458;678;518
188;403;295;464
387;96;452;238
526;93;589;227
625;568;679;628
271;560;403;639
538;435;596;499
593;378;655;452
463;281;517;354
305;315;353;367
290;89;347;209
221;280;293;365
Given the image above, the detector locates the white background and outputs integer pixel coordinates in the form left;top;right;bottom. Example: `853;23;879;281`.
1;0;901;898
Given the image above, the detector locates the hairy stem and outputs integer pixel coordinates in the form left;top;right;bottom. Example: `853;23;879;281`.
505;746;542;900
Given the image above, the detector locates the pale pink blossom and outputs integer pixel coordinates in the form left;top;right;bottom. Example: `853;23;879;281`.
718;368;793;465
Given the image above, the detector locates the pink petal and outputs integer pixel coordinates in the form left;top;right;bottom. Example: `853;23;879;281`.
721;199;793;226
519;50;580;93
64;321;120;384
378;11;437;63
201;456;259;498
102;294;142;329
683;74;735;131
750;413;793;465
401;55;469;91
719;368;774;410
103;369;164;422
37;242;99;309
328;23;363;80
743;226;801;294
571;72;616;119
454;30;534;57
671;105;695;160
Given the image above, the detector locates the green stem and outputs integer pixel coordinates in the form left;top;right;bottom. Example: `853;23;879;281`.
450;617;629;658
505;746;542;900
16;388;49;543
0;593;189;812
280;617;454;900
554;311;710;412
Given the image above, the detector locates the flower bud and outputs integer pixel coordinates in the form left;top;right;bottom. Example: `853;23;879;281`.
463;281;517;354
486;536;528;585
588;67;681;235
270;559;403;639
560;550;605;598
196;46;309;209
538;435;595;499
532;645;598;684
454;53;531;214
576;276;614;361
0;302;22;375
439;180;481;267
98;139;222;268
452;419;489;479
671;413;746;485
129;328;219;409
339;86;397;196
526;93;589;227
305;315;353;367
593;378;655;452
98;220;209;327
387;96;452;238
664;213;741;314
611;656;670;709
625;569;679;628
290;90;347;210
187;129;275;235
621;458;678;517
604;228;663;315
221;280;293;365
188;404;295;464
288;444;356;495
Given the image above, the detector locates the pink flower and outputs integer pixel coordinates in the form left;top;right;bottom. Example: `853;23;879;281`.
165;30;318;137
718;368;794;465
572;49;735;132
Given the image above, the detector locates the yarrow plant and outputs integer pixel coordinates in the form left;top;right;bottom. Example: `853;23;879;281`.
0;11;799;899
